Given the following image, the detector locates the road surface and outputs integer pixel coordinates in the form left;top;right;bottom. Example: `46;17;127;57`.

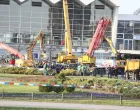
0;100;140;110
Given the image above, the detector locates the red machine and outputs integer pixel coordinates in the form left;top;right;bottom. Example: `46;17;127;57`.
0;42;24;59
78;17;111;64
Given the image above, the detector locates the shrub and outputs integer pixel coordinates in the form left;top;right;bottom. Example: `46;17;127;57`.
65;85;75;92
53;85;64;93
39;84;53;92
60;69;77;76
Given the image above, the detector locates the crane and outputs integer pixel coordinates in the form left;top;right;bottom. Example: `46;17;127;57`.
104;37;126;68
0;42;24;59
15;30;43;67
57;0;77;64
78;18;111;65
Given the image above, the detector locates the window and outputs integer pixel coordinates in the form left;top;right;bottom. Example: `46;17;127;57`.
117;34;123;38
0;0;10;5
32;2;42;7
134;21;140;28
116;39;123;50
117;28;124;33
95;5;105;9
118;21;125;27
124;34;133;39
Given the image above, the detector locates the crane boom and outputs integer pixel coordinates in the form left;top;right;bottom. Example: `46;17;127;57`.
87;18;111;56
63;0;72;54
104;37;118;55
26;30;43;60
0;42;24;59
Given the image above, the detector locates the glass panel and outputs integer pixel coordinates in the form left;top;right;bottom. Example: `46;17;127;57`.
124;27;133;33
129;40;132;50
134;29;140;34
117;34;123;38
124;34;133;39
134;21;140;28
125;21;134;28
124;40;128;50
116;39;123;50
118;21;125;27
117;28;124;33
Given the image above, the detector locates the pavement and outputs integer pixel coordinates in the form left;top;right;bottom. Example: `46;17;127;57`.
0;100;140;110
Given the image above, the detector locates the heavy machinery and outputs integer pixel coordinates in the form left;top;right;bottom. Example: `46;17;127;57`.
78;18;111;65
0;42;24;60
57;0;77;64
104;37;126;68
15;30;43;67
125;59;140;81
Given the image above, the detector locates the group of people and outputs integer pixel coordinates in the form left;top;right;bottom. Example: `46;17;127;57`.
37;61;125;78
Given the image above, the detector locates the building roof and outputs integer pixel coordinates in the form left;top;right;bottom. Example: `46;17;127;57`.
15;0;120;7
118;14;140;21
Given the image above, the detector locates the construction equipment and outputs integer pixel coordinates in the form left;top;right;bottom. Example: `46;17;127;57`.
104;37;126;68
57;0;77;64
15;30;43;67
78;18;111;65
125;59;140;81
0;42;24;59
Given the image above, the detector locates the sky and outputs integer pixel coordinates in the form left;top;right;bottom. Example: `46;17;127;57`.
119;0;140;14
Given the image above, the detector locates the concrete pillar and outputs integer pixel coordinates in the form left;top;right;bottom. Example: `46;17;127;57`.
112;7;119;47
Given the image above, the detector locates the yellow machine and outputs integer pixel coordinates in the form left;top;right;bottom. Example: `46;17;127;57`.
125;59;140;80
57;0;77;64
78;18;111;65
15;30;43;67
104;37;126;68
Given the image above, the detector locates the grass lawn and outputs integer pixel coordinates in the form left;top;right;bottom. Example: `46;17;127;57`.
0;85;39;93
0;73;38;78
0;107;78;110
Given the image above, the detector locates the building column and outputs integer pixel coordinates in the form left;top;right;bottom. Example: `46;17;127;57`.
112;6;119;47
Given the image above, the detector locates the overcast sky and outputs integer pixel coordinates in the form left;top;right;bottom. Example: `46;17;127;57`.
118;0;140;14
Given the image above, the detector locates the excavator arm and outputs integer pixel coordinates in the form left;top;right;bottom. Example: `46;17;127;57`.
27;30;43;60
0;42;24;59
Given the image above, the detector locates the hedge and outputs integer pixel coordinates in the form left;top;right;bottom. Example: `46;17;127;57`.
39;85;75;93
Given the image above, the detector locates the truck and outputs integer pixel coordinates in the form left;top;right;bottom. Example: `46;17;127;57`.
125;59;140;81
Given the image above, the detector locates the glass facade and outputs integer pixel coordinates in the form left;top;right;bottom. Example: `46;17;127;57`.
0;0;113;49
117;20;140;50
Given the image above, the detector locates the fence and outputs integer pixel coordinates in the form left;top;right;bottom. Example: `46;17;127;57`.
0;90;130;105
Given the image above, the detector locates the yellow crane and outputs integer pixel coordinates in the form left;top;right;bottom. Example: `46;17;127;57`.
104;37;126;68
57;0;77;64
15;30;43;67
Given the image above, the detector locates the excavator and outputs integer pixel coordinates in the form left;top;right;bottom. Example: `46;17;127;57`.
57;0;77;64
15;30;43;67
78;18;111;66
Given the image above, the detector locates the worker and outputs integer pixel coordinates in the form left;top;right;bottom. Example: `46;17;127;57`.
81;64;87;76
43;62;49;76
107;65;112;78
77;64;82;76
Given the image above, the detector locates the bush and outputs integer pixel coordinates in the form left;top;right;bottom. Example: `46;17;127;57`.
53;85;64;93
39;85;53;92
0;67;43;75
60;69;77;76
65;85;75;92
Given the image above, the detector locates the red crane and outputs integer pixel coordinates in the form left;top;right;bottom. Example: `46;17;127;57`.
87;17;111;56
0;42;24;59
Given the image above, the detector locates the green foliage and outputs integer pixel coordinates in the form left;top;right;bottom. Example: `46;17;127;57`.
60;69;77;76
56;73;68;84
53;85;65;93
65;85;75;92
39;85;53;92
0;67;43;75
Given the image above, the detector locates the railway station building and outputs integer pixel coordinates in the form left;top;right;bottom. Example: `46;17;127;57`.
0;0;119;59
